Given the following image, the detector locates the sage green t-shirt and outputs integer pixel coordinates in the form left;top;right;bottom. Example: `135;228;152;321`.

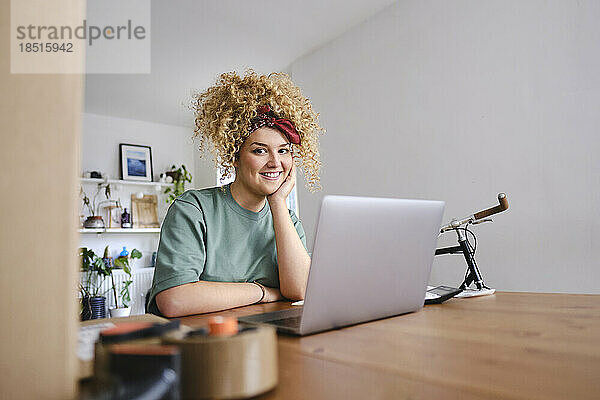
147;184;307;316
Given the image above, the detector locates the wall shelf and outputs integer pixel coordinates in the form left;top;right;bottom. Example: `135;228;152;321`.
80;177;173;188
79;177;168;234
79;228;161;234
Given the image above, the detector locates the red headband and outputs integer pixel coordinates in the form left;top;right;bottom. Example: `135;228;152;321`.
248;105;301;145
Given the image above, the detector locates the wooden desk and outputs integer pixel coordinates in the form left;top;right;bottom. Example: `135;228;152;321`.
177;292;600;400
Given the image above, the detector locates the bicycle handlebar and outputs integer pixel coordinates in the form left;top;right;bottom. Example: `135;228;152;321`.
474;193;509;220
440;193;509;233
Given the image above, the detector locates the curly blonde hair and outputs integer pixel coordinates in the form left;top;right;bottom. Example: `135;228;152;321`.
192;69;324;191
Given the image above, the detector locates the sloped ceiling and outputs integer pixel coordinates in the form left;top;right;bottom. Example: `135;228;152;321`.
84;0;397;127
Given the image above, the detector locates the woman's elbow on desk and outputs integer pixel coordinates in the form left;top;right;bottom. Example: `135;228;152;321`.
280;284;306;302
155;287;188;318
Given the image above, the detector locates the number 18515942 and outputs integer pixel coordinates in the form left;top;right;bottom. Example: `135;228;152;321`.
19;42;74;53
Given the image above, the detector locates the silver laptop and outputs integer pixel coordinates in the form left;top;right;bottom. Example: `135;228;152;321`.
238;195;445;336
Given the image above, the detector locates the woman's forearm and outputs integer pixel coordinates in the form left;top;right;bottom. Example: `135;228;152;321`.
270;200;311;300
156;280;273;317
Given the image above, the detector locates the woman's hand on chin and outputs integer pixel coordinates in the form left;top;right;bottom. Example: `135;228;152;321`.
267;162;296;206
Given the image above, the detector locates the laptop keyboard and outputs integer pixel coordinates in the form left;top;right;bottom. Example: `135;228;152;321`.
238;307;304;331
266;316;302;329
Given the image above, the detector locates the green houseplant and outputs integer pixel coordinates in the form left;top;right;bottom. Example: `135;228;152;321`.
164;164;192;204
110;248;142;317
79;247;112;320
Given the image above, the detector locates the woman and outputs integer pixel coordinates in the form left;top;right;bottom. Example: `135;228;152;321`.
147;69;324;317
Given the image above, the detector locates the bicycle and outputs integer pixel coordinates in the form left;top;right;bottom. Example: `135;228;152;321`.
435;193;509;297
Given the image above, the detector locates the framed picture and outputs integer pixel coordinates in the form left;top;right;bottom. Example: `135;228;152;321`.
119;144;153;182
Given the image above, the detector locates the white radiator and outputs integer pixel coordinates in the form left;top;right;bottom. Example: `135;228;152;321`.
80;267;155;315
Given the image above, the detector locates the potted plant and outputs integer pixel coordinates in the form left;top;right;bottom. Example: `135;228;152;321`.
81;184;118;229
79;247;112;320
109;248;142;318
81;187;104;229
164;164;192;204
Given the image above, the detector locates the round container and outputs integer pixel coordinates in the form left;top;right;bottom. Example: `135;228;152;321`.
109;307;131;318
163;325;278;399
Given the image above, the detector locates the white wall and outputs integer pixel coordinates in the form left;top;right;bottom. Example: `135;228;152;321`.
82;112;198;187
193;142;223;189
290;0;600;293
80;113;208;265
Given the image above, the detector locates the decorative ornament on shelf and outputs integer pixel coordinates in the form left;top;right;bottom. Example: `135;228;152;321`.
159;173;173;183
131;194;159;228
121;208;132;228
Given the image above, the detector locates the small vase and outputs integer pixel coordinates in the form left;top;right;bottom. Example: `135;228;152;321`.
81;296;106;321
109;307;131;318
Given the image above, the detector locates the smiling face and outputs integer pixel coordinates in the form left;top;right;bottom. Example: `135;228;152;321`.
232;127;292;202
